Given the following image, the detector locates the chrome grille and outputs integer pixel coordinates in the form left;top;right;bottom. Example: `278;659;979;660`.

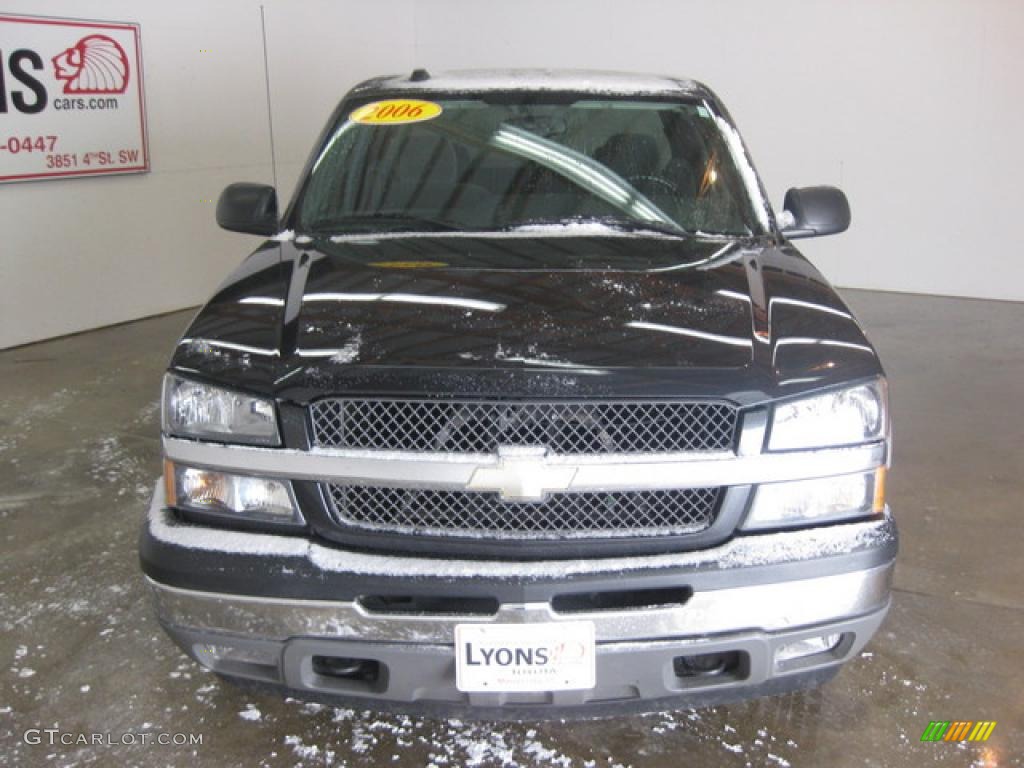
309;399;738;454
324;485;721;540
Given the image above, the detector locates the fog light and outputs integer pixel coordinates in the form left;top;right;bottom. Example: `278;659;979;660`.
166;462;302;524
193;642;277;667
775;633;841;664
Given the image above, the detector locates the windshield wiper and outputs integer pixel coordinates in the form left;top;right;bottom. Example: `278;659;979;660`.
507;215;691;239
309;212;462;234
595;216;692;238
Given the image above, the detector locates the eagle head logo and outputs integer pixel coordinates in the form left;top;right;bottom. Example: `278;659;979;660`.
52;35;130;95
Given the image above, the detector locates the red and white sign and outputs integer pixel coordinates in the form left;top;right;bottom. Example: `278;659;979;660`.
0;14;148;183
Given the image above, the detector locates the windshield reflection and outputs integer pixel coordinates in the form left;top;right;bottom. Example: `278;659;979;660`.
489;124;680;229
297;97;763;238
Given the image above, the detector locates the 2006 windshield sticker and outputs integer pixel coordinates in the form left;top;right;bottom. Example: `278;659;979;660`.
350;99;442;125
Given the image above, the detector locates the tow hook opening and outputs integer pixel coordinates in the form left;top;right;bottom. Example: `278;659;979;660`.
311;655;387;693
673;651;745;683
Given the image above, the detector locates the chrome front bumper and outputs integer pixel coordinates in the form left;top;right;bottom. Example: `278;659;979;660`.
148;563;892;645
143;461;896;716
147;560;893;717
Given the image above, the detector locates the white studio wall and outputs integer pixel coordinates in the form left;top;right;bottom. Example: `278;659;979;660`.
1;1;272;349
411;0;1024;303
2;0;1021;348
0;0;416;349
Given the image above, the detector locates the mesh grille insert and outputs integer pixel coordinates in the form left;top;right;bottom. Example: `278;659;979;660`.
324;485;721;540
310;399;738;454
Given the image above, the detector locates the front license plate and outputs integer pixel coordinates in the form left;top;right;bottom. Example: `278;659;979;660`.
454;621;596;693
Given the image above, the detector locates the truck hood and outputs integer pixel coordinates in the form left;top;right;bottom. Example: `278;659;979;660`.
171;235;883;403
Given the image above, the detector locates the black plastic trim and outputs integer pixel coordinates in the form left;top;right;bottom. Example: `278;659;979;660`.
207;665;839;722
139;512;897;604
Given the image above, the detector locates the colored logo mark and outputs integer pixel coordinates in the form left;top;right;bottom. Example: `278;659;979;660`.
52;35;130;94
921;721;996;742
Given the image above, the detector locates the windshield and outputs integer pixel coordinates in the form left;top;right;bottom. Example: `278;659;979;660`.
294;94;769;238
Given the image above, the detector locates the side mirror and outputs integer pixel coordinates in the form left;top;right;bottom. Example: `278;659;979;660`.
780;185;850;239
216;182;278;236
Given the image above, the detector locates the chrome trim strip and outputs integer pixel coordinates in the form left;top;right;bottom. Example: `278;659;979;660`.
162;436;886;491
737;408;768;456
147;563;893;645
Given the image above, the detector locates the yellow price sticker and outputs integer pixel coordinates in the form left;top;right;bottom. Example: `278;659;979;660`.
350;99;443;125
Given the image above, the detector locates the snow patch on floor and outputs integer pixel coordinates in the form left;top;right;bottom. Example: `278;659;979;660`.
284;734;320;760
88;435;151;500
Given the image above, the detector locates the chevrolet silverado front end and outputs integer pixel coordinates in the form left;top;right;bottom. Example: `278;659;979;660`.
140;69;896;718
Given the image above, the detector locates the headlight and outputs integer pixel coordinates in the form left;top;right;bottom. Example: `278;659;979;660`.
768;380;887;451
165;462;302;525
743;469;885;530
162;373;280;445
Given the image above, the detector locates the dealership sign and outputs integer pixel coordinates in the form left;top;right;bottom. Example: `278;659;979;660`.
0;14;148;182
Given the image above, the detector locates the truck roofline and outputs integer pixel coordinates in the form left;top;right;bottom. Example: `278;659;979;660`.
349;68;711;99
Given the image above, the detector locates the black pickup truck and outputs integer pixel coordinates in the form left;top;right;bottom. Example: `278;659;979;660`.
140;69;896;718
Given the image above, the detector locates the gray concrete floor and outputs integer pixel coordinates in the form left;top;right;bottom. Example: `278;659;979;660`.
1;289;1021;767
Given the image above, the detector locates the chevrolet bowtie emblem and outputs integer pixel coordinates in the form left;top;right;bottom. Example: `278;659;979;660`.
466;447;577;501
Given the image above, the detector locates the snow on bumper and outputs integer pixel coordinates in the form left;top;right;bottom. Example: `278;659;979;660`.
144;480;896;581
142;482;895;714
